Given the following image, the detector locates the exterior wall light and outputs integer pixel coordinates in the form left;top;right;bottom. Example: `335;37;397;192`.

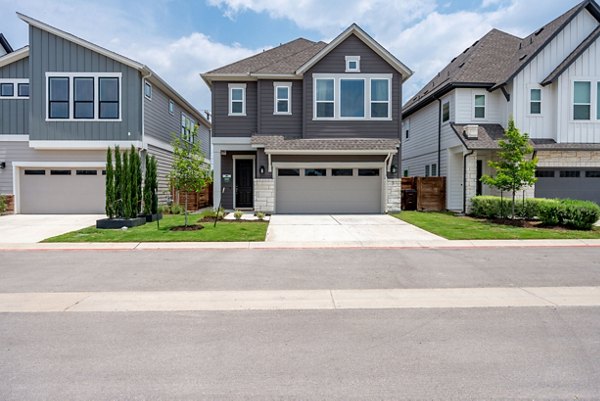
391;165;397;174
259;165;265;175
0;162;5;169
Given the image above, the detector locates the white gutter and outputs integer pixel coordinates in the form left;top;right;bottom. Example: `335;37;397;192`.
141;70;152;150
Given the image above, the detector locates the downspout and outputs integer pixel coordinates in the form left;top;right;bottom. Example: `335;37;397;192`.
462;149;474;214
437;98;442;176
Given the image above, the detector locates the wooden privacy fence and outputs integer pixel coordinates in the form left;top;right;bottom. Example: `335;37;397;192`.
401;177;446;211
172;183;213;211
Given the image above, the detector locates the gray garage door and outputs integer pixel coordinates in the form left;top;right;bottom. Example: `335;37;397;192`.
275;167;383;214
535;168;600;204
20;168;105;214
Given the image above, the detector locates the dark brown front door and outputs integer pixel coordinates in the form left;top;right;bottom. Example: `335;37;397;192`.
235;159;253;208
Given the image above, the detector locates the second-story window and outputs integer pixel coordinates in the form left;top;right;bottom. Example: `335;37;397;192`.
474;94;486;119
0;82;14;97
228;83;246;116
530;88;541;115
573;81;591;120
340;79;365;118
99;77;120;119
371;79;390;118
274;82;291;115
144;81;152;99
18;83;29;97
48;77;69;119
47;73;120;121
74;77;94;119
169;100;175;115
442;101;450;123
0;79;29;99
316;78;335;118
181;113;194;142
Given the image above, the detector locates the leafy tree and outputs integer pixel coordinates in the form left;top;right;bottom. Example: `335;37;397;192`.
169;126;212;226
480;119;538;219
114;146;123;218
105;147;115;218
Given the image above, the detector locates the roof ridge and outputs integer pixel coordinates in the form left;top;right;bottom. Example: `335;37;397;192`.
204;37;316;75
254;40;328;74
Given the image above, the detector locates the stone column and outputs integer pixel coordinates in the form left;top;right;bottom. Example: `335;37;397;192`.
464;151;478;214
254;179;275;213
386;178;402;213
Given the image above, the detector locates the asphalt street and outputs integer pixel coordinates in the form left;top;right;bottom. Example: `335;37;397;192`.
1;247;600;292
1;247;600;400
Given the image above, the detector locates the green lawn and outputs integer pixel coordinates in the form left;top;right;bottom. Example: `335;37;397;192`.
43;214;268;242
394;211;600;240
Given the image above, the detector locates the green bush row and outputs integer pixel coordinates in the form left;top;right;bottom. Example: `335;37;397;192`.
471;196;600;230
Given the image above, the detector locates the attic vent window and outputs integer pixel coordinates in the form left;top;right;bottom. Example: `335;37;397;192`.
534;28;544;36
345;56;361;72
451;57;457;63
459;62;465;68
519;54;528;61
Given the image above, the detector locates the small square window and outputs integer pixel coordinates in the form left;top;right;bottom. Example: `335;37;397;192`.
18;83;29;97
345;56;360;72
0;83;14;97
305;168;327;177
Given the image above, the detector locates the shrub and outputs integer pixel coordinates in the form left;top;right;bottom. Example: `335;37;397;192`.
170;204;184;215
158;205;171;215
471;196;535;219
256;211;266;221
560;199;600;230
204;208;224;220
537;200;563;226
234;209;243;220
0;195;6;214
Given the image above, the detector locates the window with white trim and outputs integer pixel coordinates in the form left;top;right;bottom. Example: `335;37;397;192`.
228;83;246;116
46;73;121;121
316;78;335;118
273;82;291;114
314;74;392;120
573;81;591;120
345;56;360;72
442;101;450;123
474;94;486;119
0;79;29;99
181;113;194;142
169;99;174;115
530;88;541;115
144;81;152;99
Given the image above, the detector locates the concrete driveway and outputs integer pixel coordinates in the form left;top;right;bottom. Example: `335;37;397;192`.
266;214;444;243
0;214;103;243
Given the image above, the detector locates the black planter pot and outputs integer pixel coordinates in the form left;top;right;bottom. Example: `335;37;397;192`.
145;213;163;222
96;217;147;229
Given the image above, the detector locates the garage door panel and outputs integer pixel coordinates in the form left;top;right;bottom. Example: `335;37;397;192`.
276;170;382;214
535;169;600;204
20;169;105;214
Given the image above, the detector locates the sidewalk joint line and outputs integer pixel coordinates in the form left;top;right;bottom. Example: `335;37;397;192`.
519;287;559;307
63;294;91;312
329;290;337;310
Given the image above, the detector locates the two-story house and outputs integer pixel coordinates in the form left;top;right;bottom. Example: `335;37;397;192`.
0;13;210;214
202;24;412;214
402;0;600;213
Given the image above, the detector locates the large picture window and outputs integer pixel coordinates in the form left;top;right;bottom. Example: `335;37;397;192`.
573;81;591;120
314;74;391;120
46;73;120;121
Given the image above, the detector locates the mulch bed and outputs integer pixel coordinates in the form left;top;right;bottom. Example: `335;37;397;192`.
489;218;538;228
170;224;204;232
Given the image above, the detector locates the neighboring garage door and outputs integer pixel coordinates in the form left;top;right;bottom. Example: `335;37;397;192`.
535;168;600;204
275;167;382;214
19;168;105;214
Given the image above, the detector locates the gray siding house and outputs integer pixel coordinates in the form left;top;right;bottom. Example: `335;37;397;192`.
202;24;412;213
0;13;210;214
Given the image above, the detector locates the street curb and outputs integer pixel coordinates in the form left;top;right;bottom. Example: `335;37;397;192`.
1;239;600;251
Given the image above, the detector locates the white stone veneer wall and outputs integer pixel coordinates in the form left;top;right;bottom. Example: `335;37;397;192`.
254;179;275;213
537;150;600;167
386;178;402;213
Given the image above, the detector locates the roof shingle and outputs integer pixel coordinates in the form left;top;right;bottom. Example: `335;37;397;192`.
251;135;399;152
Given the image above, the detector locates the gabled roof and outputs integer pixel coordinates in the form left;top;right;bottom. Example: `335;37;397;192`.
295;24;413;81
202;23;413;85
0;46;29;68
0;33;14;54
404;0;600;117
16;12;209;127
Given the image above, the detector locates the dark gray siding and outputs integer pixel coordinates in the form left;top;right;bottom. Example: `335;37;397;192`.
144;84;210;157
303;34;402;139
220;151;255;209
28;26;142;141
258;79;302;137
0;57;29;135
212;81;257;137
147;144;173;205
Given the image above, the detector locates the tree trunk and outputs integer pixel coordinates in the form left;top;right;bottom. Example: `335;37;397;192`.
185;192;189;227
511;190;516;220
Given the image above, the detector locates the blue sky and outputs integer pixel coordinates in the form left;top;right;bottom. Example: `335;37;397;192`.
0;0;583;111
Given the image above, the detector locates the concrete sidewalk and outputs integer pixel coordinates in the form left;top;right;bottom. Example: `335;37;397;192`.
1;238;600;251
1;286;599;313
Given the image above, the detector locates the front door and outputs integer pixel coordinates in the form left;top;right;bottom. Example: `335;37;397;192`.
235;159;253;208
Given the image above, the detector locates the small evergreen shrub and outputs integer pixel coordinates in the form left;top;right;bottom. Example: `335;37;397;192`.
170;204;184;215
256;211;266;221
0;195;6;214
234;209;243;220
